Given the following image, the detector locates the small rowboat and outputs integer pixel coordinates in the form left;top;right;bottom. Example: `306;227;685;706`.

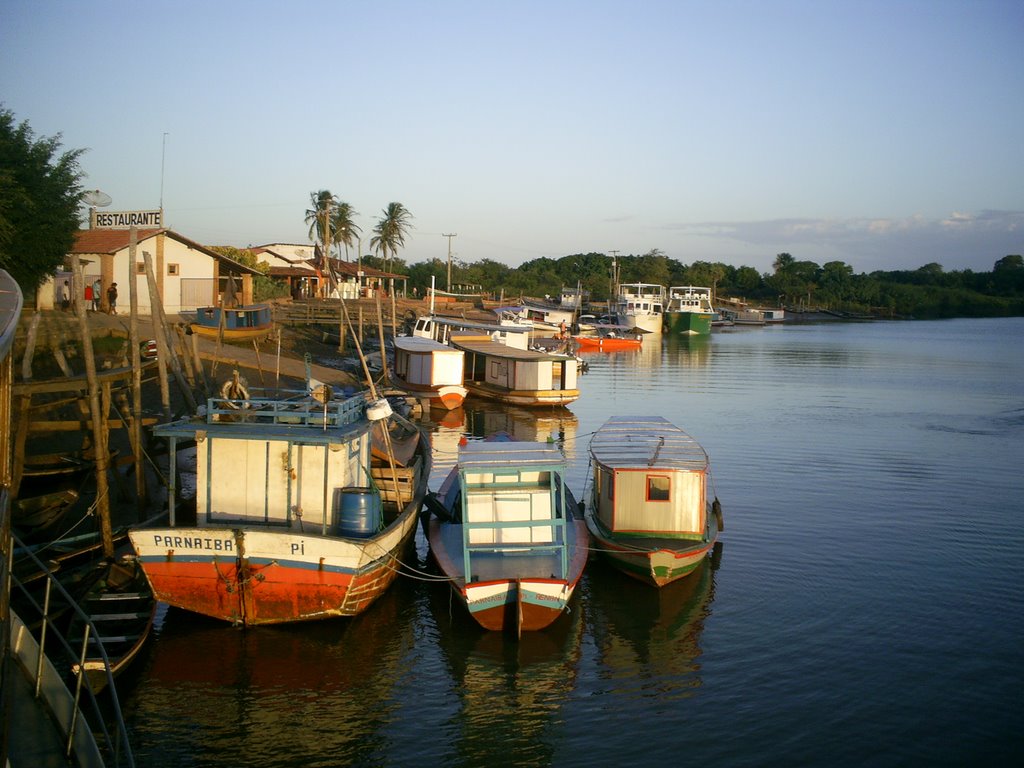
190;303;274;341
69;557;156;693
12;489;80;540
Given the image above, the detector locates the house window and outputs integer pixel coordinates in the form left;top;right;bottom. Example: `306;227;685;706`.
647;475;670;502
136;262;146;274
167;263;179;275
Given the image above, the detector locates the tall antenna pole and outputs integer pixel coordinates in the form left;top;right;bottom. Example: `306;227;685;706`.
159;132;169;224
443;233;457;291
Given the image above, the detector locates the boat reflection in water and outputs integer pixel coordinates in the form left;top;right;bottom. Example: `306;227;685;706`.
586;545;721;702
123;575;418;767
428;570;585;767
463;403;578;445
664;332;713;368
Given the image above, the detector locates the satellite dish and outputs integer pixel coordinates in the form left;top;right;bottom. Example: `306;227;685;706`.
82;189;112;207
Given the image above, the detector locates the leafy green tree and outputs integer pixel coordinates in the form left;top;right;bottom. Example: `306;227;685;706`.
0;107;85;289
370;202;413;274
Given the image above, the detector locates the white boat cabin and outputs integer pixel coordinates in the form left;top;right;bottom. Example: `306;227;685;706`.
412;315;532;350
666;286;714;313
451;334;579;405
392;336;465;389
156;393;373;534
589;416;708;539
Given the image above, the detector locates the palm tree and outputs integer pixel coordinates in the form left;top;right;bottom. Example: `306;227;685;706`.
370;202;414;274
305;189;337;253
332;202;360;261
773;252;795;274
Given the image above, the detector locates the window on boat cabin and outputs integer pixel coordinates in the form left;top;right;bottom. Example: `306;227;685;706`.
167;263;179;276
646;475;670;502
603;468;614;502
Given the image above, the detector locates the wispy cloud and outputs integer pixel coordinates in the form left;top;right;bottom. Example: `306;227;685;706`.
669;211;1024;272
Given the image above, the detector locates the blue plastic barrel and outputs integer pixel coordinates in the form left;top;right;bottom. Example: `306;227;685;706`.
333;487;382;537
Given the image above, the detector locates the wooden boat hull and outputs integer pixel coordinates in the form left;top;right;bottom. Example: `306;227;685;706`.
428;516;588;632
70;558;155;692
392;377;467;410
130;512;419;626
12;489;80;537
189;323;273;341
191;303;274;341
463;381;579;407
585;506;718;587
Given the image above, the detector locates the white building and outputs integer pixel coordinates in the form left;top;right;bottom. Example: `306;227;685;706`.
49;227;261;316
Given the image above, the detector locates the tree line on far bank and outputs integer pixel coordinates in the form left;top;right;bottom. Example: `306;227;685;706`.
3;107;1021;321
361;249;1024;320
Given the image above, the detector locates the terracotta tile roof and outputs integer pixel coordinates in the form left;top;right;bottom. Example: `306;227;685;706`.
70;228;164;254
70;228;261;274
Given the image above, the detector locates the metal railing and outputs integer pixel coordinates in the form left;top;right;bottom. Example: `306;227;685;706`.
8;532;135;767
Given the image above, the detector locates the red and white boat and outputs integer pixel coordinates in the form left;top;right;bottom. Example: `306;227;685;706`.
424;434;588;634
129;389;429;626
391;335;467;410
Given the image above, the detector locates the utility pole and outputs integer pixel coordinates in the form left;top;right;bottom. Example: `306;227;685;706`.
609;249;620;306
443;233;457;291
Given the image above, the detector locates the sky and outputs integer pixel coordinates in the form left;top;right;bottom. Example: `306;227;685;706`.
2;0;1022;275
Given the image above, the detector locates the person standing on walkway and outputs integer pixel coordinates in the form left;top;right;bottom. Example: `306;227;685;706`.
106;282;118;315
84;282;93;311
92;279;101;312
61;280;70;311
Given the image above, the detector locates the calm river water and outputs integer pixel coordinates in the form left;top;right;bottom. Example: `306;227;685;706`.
121;317;1023;767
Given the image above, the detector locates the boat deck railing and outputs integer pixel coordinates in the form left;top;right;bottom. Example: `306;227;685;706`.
8;532;136;767
202;391;366;428
460;472;571;581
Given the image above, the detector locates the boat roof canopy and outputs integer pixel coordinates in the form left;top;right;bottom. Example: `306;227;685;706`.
451;335;567;361
458;440;566;473
589;416;708;471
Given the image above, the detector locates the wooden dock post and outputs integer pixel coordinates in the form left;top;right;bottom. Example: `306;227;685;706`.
127;229;148;509
71;254;115;559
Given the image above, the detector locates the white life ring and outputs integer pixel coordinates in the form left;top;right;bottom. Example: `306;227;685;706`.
219;373;250;407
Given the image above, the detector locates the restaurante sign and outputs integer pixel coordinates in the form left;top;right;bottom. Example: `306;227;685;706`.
91;209;163;229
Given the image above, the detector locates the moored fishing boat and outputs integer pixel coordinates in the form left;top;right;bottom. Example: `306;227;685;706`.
129;387;430;626
391;335;468;410
450;333;580;407
191;302;274;341
572;325;643;351
614;283;665;335
424;435;588;633
585;416;722;587
411;313;533;349
663;286;716;336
